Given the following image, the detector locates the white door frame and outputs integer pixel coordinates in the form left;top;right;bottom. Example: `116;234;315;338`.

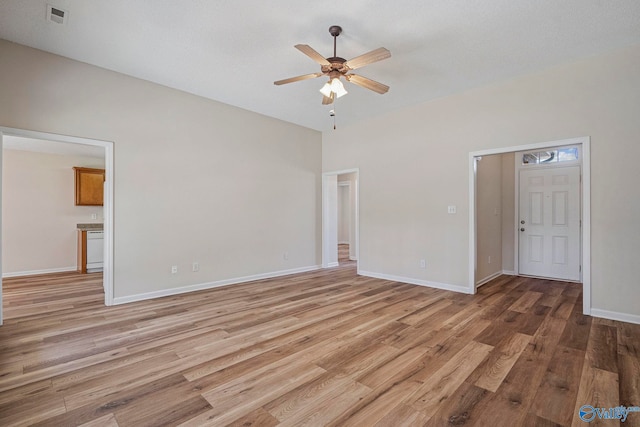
322;169;359;271
469;137;591;315
0;127;114;325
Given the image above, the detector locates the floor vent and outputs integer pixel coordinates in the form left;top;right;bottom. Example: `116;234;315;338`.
46;4;68;25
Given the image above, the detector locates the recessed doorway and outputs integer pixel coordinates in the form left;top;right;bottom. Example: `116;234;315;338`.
469;137;591;315
322;169;359;271
0;127;114;325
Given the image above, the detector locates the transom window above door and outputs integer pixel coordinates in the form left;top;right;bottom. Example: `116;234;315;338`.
521;147;578;165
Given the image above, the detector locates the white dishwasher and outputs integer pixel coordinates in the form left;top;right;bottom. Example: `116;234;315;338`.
86;230;104;272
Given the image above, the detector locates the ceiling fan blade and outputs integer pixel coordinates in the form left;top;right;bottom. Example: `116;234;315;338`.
344;47;391;70
274;72;324;86
345;74;390;94
295;44;331;66
322;93;335;105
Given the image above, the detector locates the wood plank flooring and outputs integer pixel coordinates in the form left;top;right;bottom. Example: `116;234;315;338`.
1;255;639;426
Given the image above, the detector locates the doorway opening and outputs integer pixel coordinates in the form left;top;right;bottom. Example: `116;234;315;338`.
469;137;591;315
322;169;359;271
0;127;114;325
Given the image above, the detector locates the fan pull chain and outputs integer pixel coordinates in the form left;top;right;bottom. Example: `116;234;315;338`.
330;101;337;129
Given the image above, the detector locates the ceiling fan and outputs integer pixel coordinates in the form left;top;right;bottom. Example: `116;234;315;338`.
274;25;391;105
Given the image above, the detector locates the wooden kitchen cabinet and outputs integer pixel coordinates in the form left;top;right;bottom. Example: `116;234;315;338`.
77;230;88;273
73;167;105;206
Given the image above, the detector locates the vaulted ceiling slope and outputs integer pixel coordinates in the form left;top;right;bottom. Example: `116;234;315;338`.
1;1;640;131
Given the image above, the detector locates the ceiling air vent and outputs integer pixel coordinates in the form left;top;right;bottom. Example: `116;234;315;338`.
46;4;68;25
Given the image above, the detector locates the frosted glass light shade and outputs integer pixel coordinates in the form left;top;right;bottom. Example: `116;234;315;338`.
319;78;348;98
330;78;348;98
319;82;333;97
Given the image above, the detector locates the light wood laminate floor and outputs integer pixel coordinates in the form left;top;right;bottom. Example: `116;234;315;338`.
0;261;638;426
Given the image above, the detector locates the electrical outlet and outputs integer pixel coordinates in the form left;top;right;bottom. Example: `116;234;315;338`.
283;252;289;260
171;265;178;274
448;206;457;214
91;213;97;220
419;259;426;269
192;262;199;272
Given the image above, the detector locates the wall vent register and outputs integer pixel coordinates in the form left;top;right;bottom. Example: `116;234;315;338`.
46;4;68;25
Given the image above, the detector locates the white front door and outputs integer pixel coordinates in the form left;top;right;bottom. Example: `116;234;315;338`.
519;166;581;281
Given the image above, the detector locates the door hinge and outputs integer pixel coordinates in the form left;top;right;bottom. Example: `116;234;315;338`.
579;265;582;272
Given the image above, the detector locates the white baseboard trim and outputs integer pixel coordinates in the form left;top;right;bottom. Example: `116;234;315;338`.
502;270;516;276
475;270;503;287
590;308;640;325
325;262;340;268
113;265;321;305
2;266;77;278
358;270;472;294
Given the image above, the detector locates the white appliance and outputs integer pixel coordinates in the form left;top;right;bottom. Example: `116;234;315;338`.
86;230;104;272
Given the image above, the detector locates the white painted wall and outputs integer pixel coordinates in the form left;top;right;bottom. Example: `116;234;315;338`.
323;175;338;267
338;172;358;261
501;153;516;273
476;154;503;284
337;182;350;244
323;43;640;318
0;40;322;300
2;149;104;276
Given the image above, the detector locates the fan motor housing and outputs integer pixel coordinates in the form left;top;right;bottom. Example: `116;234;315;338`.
323;57;348;74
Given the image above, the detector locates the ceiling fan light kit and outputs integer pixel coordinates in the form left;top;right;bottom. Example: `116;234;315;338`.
320;77;347;98
274;25;391;126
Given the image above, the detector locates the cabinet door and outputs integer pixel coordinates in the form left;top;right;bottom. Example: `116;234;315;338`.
74;167;105;206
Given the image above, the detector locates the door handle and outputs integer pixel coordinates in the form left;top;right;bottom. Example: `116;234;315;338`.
520;228;525;232
521;220;525;224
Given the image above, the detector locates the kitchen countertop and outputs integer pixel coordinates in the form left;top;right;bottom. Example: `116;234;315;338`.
77;223;104;231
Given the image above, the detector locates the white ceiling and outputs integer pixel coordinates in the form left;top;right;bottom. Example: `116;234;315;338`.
1;1;640;131
3;135;105;159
